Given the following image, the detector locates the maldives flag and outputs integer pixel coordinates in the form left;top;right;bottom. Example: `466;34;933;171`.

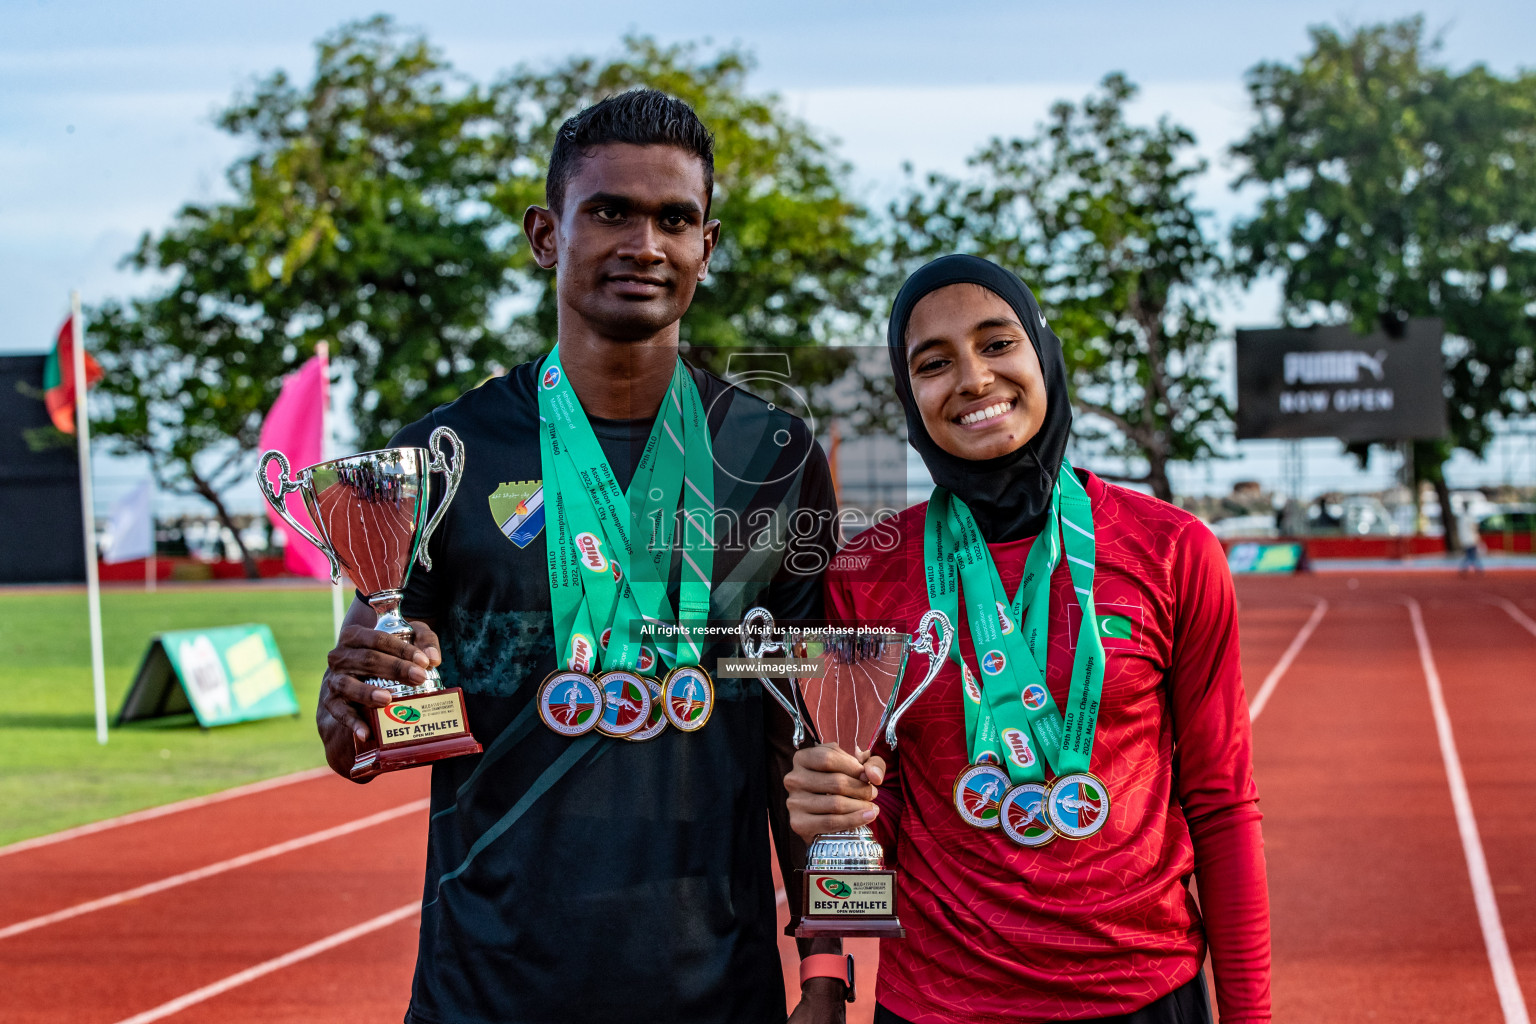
43;317;103;433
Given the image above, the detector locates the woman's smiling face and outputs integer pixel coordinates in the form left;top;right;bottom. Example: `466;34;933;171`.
904;283;1049;462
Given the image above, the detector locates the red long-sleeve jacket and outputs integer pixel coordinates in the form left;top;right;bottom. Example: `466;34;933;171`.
825;471;1271;1023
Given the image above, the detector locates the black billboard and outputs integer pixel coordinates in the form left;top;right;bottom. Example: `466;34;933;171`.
1235;319;1448;441
0;354;87;582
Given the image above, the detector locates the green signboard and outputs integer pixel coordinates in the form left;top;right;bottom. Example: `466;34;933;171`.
1227;542;1304;575
118;624;300;728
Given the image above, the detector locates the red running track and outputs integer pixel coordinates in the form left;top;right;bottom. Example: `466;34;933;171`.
2;573;1533;1023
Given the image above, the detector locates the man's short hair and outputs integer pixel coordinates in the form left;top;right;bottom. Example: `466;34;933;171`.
545;89;715;215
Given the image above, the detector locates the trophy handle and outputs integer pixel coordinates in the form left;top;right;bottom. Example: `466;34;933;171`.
884;609;953;751
257;450;341;584
417;426;465;572
740;606;807;748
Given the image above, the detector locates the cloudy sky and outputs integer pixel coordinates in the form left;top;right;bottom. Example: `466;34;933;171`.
5;0;1533;508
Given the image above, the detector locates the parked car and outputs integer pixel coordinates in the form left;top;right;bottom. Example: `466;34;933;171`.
1480;505;1536;534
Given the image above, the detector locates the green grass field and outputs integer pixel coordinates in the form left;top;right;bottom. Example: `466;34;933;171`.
1;584;337;846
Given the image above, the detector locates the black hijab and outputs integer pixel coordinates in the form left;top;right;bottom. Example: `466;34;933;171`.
887;254;1072;543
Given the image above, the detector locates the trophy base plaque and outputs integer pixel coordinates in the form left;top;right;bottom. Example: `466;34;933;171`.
350;686;483;779
795;868;906;939
741;607;952;943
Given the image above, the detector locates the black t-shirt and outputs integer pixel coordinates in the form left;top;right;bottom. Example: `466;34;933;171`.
390;358;837;1024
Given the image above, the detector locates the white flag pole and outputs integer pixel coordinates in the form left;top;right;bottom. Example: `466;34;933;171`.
319;342;345;640
71;291;109;745
146;481;157;594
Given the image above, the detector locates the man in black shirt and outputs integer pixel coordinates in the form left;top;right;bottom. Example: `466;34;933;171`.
318;91;845;1022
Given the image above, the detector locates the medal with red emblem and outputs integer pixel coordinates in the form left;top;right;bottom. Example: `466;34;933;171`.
1043;771;1110;840
594;670;652;738
625;677;669;742
952;763;1009;829
537;348;716;738
537;670;604;737
1000;782;1056;847
661;664;714;731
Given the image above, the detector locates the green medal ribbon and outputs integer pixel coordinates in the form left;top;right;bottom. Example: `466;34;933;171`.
923;489;1004;764
537;349;714;674
626;359;715;668
923;462;1105;784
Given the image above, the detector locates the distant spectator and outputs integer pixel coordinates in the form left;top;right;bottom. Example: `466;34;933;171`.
1458;511;1485;575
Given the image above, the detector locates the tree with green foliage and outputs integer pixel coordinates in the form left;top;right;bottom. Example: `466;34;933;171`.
90;20;876;573
91;16;515;573
1230;17;1536;546
889;74;1230;501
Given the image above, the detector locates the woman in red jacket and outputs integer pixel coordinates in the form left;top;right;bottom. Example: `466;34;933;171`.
786;255;1270;1023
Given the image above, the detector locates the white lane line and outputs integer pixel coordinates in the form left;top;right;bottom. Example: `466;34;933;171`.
1405;597;1530;1024
1248;599;1328;723
108;901;421;1024
0;767;334;860
1491;597;1536;641
0;799;429;941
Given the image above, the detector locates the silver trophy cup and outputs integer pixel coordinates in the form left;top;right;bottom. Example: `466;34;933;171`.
258;426;464;698
740;606;952;937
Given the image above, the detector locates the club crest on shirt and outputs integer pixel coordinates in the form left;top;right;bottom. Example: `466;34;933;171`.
981;650;1007;676
1021;683;1049;711
575;532;608;572
1002;727;1035;768
541;365;562;390
489;480;546;549
996;602;1014;635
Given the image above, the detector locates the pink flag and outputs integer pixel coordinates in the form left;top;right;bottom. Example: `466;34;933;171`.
259;354;333;579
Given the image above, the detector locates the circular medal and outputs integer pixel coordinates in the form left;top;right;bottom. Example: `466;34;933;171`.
594;670;652;738
1044;772;1111;840
975;750;1001;766
662;665;714;732
538;670;604;737
952;763;1009;829
999;783;1056;848
625;677;669;743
